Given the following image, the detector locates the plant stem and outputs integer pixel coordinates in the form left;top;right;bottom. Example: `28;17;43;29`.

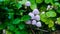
30;25;35;34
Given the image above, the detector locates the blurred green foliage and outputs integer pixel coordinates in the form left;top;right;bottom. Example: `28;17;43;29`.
0;0;60;34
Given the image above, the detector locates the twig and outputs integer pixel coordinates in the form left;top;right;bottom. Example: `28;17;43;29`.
30;25;35;34
31;29;35;34
36;28;49;32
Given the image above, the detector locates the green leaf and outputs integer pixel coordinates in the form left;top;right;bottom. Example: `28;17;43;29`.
21;15;31;21
0;0;9;3
15;3;22;9
52;27;56;31
40;12;55;25
56;8;60;13
19;10;24;15
15;31;28;34
54;0;58;1
36;0;43;3
8;25;15;31
18;24;25;30
30;4;37;10
0;0;10;5
6;30;12;34
18;0;27;5
40;12;48;24
0;25;4;30
8;13;14;19
56;17;60;24
46;10;56;17
55;2;59;6
30;0;37;10
45;0;50;4
39;5;46;11
19;10;24;13
48;20;54;28
15;31;20;34
12;18;21;24
21;31;28;34
14;28;18;32
29;0;35;4
8;9;14;13
0;0;4;2
59;4;60;7
45;0;53;4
